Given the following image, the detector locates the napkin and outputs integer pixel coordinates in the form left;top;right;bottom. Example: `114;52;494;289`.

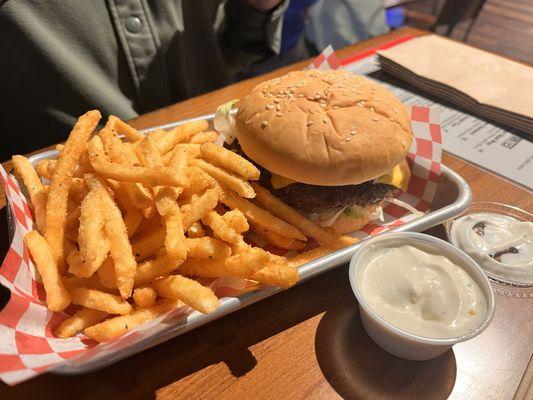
378;35;533;134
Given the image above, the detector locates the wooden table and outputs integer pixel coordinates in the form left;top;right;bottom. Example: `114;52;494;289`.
1;27;532;400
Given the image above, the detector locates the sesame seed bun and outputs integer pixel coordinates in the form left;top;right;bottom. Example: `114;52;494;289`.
235;69;412;186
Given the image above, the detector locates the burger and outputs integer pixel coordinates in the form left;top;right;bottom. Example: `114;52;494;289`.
224;69;412;234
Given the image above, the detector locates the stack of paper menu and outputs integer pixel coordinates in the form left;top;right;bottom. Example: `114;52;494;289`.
377;35;533;135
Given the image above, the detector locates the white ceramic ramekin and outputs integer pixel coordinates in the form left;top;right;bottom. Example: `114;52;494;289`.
349;232;495;361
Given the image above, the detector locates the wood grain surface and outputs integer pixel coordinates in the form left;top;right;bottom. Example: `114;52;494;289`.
1;28;532;400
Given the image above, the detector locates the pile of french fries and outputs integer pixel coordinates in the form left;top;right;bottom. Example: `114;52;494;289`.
11;110;356;342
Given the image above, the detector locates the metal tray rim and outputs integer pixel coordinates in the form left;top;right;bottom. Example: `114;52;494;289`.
6;113;472;374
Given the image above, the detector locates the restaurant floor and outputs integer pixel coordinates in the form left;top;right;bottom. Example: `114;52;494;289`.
406;0;533;65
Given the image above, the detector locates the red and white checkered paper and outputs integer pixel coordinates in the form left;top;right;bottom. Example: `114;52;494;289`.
0;47;442;385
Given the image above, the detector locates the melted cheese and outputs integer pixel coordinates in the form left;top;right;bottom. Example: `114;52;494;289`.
270;163;409;190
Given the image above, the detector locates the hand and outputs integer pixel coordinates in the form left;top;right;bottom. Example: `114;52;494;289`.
245;0;282;12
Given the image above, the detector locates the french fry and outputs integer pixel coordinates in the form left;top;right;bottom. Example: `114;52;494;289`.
201;211;241;244
74;189;109;277
100;189;137;299
222;209;249;234
133;287;157;308
220;189;306;241
252;226;306;250
162;144;201;164
224;247;272;277
123;207;143;237
187;222;205;238
200;142;260;180
155;186;187;261
287;246;335;268
189;130;218;144
135;255;184;286
250;263;299;288
155;120;209;155
131;226;165;261
192;159;255;198
179;258;232;278
84;299;183;342
25;230;71;311
88;136;188;187
12;155;47;233
55;308;108;338
181;187;220;230
139;135;163;167
251;183;348;249
186;237;231;260
36;159;53;180
69;177;88;204
181;166;216;198
152;275;219;314
46;110;101;266
108;115;144;142
97;257;117;289
69;286;132;314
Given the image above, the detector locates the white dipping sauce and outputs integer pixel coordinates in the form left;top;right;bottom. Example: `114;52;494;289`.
357;245;487;339
450;213;533;283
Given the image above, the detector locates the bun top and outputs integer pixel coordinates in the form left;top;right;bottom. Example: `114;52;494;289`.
235;69;412;186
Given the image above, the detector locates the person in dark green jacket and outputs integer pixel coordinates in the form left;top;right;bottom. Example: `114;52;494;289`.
0;0;286;160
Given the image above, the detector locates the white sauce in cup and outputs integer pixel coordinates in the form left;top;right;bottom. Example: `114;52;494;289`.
450;213;533;283
356;245;488;339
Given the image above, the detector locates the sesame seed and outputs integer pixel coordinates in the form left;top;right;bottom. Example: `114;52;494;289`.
372;117;379;121
266;104;274;110
392;108;398;113
323;118;327;124
276;104;281;111
350;130;357;135
307;120;314;126
276;113;282;117
298;93;304;97
261;121;268;128
333;106;339;109
274;99;280;103
370;107;375;112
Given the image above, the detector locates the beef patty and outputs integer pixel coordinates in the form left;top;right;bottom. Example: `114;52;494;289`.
227;140;397;214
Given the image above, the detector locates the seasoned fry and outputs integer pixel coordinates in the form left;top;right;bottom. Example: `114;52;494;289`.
133;287;157;308
84;299;183;342
181;166;216;198
224;247;272;277
187;222;205;238
222;209;249;234
181;187;220;230
186;237;231;260
192;159;255;198
135;255;184;286
155;120;209;154
36;159;53;180
179;258;231;278
131;226;165;261
88;136;188;187
25;230;71;311
55;308;108;338
74;189;109;277
12;155;47;233
69;286;132;314
250;263;299;288
139;135;163;167
189;130;218;144
200;142;260;180
252;226;306;250
152;275;219;314
108;115;144;142
202;211;241;244
220;189;306;241
162;207;187;260
162;144;201;164
251;183;347;248
46;110;101;266
287;246;334;268
97;257;117;289
100;187;137;299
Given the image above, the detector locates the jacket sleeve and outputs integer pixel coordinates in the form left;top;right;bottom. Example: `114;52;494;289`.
218;0;288;74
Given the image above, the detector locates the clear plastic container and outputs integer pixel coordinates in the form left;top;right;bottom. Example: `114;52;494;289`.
446;202;533;298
